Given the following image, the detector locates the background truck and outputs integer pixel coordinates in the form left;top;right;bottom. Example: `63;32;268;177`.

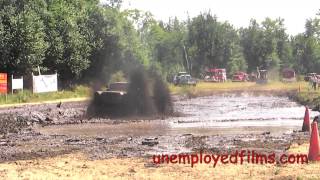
173;72;197;86
204;68;227;82
232;71;249;82
281;68;296;82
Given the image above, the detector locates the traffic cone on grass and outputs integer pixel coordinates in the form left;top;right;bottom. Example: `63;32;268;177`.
308;121;320;161
302;106;311;132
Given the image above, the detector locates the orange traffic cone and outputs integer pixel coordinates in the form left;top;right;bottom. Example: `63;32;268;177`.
308;121;320;161
302;106;311;132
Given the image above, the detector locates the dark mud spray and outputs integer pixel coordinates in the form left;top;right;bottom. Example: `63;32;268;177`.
152;73;173;115
126;68;155;115
87;67;173;118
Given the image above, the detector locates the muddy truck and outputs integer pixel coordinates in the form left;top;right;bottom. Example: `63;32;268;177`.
94;82;128;106
89;82;130;116
88;71;173;117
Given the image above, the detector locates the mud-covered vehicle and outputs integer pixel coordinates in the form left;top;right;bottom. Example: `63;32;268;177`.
89;82;129;116
93;82;128;106
88;70;173;117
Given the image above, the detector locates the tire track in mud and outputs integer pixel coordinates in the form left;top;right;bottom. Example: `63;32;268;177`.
0;94;315;162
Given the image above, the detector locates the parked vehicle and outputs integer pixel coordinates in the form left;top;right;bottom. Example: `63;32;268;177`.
232;72;248;82
204;68;227;82
281;68;296;82
173;72;197;86
304;73;317;82
256;69;268;84
248;72;258;82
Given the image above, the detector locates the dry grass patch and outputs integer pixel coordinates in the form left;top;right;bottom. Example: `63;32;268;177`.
1;143;319;180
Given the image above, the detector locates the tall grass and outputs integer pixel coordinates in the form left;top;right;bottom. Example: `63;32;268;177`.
169;81;309;95
0;85;90;105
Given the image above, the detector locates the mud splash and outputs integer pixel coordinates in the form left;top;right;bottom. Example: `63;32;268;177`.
88;68;173;117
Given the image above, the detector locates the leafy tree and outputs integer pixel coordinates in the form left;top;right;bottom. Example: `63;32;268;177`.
187;12;242;76
42;0;97;84
0;0;48;75
240;18;291;72
83;5;150;87
291;16;320;74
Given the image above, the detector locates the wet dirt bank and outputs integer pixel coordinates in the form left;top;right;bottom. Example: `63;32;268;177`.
0;91;317;163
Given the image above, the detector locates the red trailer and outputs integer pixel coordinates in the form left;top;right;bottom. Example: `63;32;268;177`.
282;68;296;82
204;69;227;82
232;72;248;82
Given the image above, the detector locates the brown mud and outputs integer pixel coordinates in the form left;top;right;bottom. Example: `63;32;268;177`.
0;91;317;163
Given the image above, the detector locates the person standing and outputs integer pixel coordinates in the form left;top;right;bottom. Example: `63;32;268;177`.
311;76;317;90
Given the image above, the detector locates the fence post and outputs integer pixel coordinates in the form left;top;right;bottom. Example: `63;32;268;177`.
32;72;34;94
11;74;13;94
22;76;23;93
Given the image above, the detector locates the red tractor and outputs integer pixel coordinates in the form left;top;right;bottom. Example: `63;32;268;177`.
232;72;249;82
204;68;227;82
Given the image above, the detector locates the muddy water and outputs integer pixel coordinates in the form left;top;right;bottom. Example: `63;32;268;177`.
171;94;318;128
37;94;319;137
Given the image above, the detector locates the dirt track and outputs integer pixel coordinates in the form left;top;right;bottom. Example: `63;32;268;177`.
0;93;315;164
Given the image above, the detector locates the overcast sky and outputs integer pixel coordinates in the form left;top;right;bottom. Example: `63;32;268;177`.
101;0;320;35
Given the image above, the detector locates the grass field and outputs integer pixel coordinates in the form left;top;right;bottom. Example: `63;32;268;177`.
169;81;309;97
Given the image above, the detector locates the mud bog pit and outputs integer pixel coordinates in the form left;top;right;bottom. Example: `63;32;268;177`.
38;94;318;137
0;94;317;161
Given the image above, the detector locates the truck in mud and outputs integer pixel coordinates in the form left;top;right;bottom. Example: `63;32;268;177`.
93;82;129;106
173;72;197;86
89;82;129;115
89;70;173;117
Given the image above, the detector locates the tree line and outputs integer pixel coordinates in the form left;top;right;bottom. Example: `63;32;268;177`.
0;0;320;86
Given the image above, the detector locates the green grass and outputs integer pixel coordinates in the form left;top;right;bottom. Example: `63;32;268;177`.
0;85;91;105
169;81;309;95
294;90;320;107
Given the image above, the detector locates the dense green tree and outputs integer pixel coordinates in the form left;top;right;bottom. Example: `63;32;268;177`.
186;12;243;76
42;0;98;83
0;0;48;75
291;17;320;74
1;1;320;85
240;18;291;72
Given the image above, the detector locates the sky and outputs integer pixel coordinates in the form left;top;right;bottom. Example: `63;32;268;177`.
101;0;320;35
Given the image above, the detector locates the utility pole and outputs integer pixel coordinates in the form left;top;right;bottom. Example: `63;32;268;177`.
183;45;190;74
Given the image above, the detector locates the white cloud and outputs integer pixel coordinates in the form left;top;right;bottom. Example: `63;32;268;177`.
101;0;320;35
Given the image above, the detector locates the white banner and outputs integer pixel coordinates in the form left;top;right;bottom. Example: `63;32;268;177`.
12;78;23;90
33;74;58;93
